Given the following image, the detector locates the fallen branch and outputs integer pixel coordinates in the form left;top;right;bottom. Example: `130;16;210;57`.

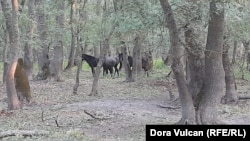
0;130;49;139
84;110;111;120
156;104;181;109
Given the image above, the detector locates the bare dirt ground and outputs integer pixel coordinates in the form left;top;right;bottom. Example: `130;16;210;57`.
0;70;250;141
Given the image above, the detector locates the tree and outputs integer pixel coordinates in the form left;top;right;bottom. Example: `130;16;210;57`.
64;0;77;71
197;0;225;124
131;35;143;81
221;38;238;104
49;0;65;81
160;0;196;124
34;0;50;80
90;0;117;96
23;0;35;80
2;0;22;110
160;0;225;124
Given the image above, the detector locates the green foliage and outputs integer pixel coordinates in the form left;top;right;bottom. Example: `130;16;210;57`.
153;58;165;70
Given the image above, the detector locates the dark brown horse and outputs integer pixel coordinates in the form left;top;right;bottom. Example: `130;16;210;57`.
103;56;121;77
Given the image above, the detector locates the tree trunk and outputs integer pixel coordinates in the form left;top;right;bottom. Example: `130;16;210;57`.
1;0;12;84
160;0;196;124
64;0;77;71
121;43;132;81
49;0;65;81
197;1;225;124
34;0;50;80
221;41;238;104
242;41;250;71
90;38;109;96
131;35;143;81
231;40;237;64
4;0;21;110
24;0;35;80
2;25;9;84
73;39;83;94
184;27;205;108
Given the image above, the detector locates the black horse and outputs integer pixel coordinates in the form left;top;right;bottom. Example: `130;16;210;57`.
118;53;133;70
82;54;99;76
118;52;153;76
103;56;121;77
82;54;121;77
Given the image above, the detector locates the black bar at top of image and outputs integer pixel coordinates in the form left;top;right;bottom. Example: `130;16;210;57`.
146;125;250;141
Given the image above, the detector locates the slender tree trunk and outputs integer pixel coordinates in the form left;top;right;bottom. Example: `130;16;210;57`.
221;41;238;104
242;41;250;71
231;40;237;64
160;0;196;124
64;0;76;71
4;0;21;110
197;1;225;124
131;35;143;81
1;0;12;84
121;43;132;81
24;0;35;80
49;0;65;81
184;27;205;108
34;0;50;80
2;25;9;84
90;38;109;96
73;40;83;94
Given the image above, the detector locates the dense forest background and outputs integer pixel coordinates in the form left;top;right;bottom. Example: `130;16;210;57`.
0;0;250;140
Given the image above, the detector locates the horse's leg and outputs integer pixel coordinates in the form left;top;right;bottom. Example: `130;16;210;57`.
91;67;95;77
115;66;119;77
110;67;114;77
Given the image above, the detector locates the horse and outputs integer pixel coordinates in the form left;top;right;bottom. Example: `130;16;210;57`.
103;56;121;77
118;53;133;70
82;54;99;77
141;51;153;77
118;51;153;77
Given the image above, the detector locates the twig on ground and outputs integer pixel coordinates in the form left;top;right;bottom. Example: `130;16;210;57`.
84;110;111;120
156;104;181;109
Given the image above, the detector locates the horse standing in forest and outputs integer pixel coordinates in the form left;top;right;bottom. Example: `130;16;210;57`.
118;51;153;77
141;51;153;77
82;54;99;77
103;56;121;77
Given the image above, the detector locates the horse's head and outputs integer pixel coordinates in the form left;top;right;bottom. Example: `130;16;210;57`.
82;54;86;61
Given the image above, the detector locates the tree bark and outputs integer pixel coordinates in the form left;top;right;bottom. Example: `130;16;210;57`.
24;0;35;80
90;38;109;96
242;41;250;71
64;0;77;71
3;0;21;110
49;0;65;81
2;23;9;84
34;0;50;80
221;40;238;104
184;27;205;108
160;0;196;124
231;40;237;64
197;1;225;124
131;35;143;81
121;43;132;81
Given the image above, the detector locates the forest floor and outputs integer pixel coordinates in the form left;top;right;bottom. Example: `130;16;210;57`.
0;69;250;141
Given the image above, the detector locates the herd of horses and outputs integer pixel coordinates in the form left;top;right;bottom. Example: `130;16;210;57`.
82;52;153;77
